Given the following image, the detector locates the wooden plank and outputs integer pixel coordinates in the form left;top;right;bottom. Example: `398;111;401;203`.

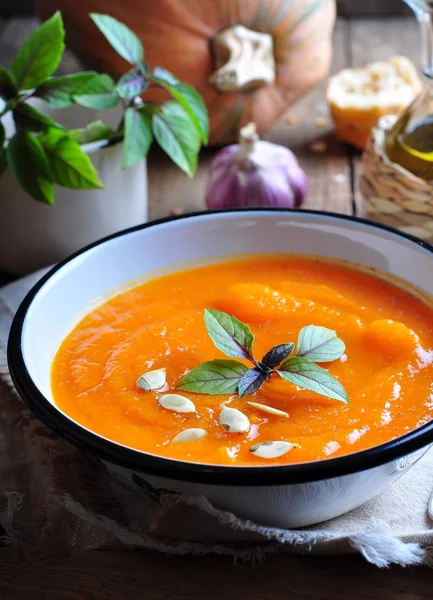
148;19;355;220
348;17;419;65
337;0;412;17
1;548;433;600
348;17;420;216
264;19;354;216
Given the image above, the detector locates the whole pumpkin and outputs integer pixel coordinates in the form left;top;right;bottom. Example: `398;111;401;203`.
37;0;336;145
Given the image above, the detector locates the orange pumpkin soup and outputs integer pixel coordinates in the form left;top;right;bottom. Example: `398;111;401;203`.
51;256;433;465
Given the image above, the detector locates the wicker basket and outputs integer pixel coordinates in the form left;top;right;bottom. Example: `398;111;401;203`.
360;115;433;244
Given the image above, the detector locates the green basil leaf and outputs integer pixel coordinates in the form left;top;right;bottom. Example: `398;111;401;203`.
75;74;116;95
68;120;113;145
73;74;120;110
154;80;208;144
277;356;349;403
0;66;17;99
296;325;346;362
203;308;255;361
238;368;269;398
0;147;7;176
6;131;53;203
177;359;248;395
39;128;103;189
10;12;64;90
153;66;179;85
0;121;5;147
35;72;98;109
90;13;143;65
123;107;152;168
152;101;200;177
74;92;120;110
13;103;60;132
261;343;295;370
116;68;148;99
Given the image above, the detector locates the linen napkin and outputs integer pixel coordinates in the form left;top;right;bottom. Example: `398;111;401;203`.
1;269;432;567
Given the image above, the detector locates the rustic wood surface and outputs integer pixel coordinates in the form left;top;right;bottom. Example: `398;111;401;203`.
1;14;432;600
1;548;433;600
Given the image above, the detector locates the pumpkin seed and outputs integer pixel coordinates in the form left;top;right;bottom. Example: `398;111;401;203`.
158;394;196;413
171;428;208;443
219;405;250;433
249;441;299;459
136;368;167;391
245;401;288;417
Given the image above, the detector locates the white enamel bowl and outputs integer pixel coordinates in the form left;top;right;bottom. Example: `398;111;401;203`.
7;209;433;528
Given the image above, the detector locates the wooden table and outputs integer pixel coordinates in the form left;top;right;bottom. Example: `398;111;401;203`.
1;14;433;600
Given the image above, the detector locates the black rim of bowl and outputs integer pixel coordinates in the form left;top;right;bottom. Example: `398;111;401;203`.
7;208;433;486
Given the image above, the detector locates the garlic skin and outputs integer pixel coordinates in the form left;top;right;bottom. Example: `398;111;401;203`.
205;122;307;210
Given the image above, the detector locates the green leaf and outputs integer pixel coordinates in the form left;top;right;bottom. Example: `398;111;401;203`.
154;79;208;144
73;74;120;110
177;359;248;395
261;343;295;370
238;368;270;398
6;131;53;203
0;66;17;99
296;325;346;363
76;74;116;95
123;107;152;168
153;66;179;85
35;72;98;109
0;147;7;176
90;13;143;65
74;93;120;111
39;128;103;189
68;120;113;145
203;308;255;361
116;68;148;99
277;357;349;403
10;12;65;90
13;103;60;132
152;101;200;176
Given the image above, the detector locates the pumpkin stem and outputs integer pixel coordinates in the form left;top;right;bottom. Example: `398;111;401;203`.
209;25;275;92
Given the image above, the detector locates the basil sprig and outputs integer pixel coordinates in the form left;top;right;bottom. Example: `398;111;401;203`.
0;12;209;204
177;310;349;403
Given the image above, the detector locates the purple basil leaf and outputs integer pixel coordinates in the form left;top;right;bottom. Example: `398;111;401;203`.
238;368;270;398
116;68;148;99
278;356;349;403
261;342;295;370
204;308;255;361
296;325;345;362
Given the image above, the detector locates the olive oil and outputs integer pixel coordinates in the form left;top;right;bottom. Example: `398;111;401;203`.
385;91;433;180
385;1;433;180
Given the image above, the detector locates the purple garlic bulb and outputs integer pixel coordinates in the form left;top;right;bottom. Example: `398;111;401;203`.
205;122;307;210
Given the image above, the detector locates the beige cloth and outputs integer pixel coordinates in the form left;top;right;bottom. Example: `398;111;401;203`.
1;270;433;567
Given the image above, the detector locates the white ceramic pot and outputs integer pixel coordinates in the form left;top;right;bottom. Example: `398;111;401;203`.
0;101;148;275
7;210;433;528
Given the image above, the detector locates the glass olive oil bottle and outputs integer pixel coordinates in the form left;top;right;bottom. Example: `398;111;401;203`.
386;1;433;180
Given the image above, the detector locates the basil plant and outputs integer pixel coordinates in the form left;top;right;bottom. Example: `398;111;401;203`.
0;12;209;204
